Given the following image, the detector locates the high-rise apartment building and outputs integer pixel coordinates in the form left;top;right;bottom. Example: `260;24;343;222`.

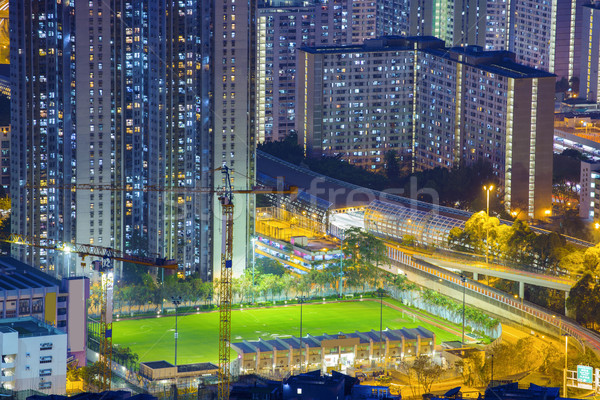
376;0;487;47
212;0;256;278
0;125;8;193
298;37;554;219
11;1;219;280
10;1;77;276
376;0;588;80
508;0;587;79
580;1;600;102
256;0;376;143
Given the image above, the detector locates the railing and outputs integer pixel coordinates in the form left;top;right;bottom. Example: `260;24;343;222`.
385;244;600;354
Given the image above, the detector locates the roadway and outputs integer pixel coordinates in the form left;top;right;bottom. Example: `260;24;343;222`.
383;243;600;357
412;254;573;293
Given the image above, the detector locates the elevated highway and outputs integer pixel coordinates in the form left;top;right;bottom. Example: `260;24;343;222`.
412;254;573;295
384;243;600;356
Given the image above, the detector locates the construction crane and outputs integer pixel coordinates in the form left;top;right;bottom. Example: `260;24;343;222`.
27;170;297;398
5;234;177;390
215;166;297;400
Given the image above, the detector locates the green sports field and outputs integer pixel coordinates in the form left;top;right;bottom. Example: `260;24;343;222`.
112;300;460;365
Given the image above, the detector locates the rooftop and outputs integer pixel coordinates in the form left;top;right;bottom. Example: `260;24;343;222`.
0;256;61;292
177;363;218;373
141;361;174;369
301;36;554;79
0;317;64;338
232;326;434;353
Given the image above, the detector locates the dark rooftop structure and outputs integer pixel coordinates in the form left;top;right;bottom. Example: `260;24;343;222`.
177;362;218;373
0;256;61;291
230;370;399;400
27;390;156;400
142;360;173;369
0;317;64;338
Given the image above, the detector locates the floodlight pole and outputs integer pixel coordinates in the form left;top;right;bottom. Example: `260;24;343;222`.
172;296;182;367
339;236;343;298
298;296;306;372
564;333;569;397
460;274;466;344
251;237;256;304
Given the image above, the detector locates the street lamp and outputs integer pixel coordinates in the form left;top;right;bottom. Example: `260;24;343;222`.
63;244;72;277
563;332;570;397
460;274;467;344
514;294;524;328
339;236;344;298
376;289;385;365
251;237;257;304
298;296;306;372
483;185;494;264
172;296;182;367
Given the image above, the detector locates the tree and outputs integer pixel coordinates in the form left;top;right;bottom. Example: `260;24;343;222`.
384;150;401;184
79;362;102;390
506;219;536;264
556;77;569;93
257;132;305;165
584;243;600;274
531;232;565;272
570;76;580;96
411;355;444;394
255;257;286;276
567;273;596;326
559;249;585;277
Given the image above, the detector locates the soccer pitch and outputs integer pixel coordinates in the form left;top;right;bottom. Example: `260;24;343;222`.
112;300;460;365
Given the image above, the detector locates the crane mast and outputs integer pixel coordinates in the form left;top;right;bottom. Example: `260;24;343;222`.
218;166;234;400
97;253;114;391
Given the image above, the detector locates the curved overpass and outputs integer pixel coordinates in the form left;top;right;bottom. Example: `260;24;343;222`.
384;242;600;355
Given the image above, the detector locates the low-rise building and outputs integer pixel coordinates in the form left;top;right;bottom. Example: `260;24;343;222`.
0;317;67;394
0;257;89;365
579;161;600;220
138;361;218;393
232;326;435;376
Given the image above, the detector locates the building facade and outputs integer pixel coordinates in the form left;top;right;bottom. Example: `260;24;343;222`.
212;0;256;278
0;317;67;394
376;0;587;80
580;1;600;102
10;1;238;281
0;257;89;366
0;125;8;193
256;0;376;144
376;0;488;47
232;327;435;376
9;0;77;276
298;37;554;219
